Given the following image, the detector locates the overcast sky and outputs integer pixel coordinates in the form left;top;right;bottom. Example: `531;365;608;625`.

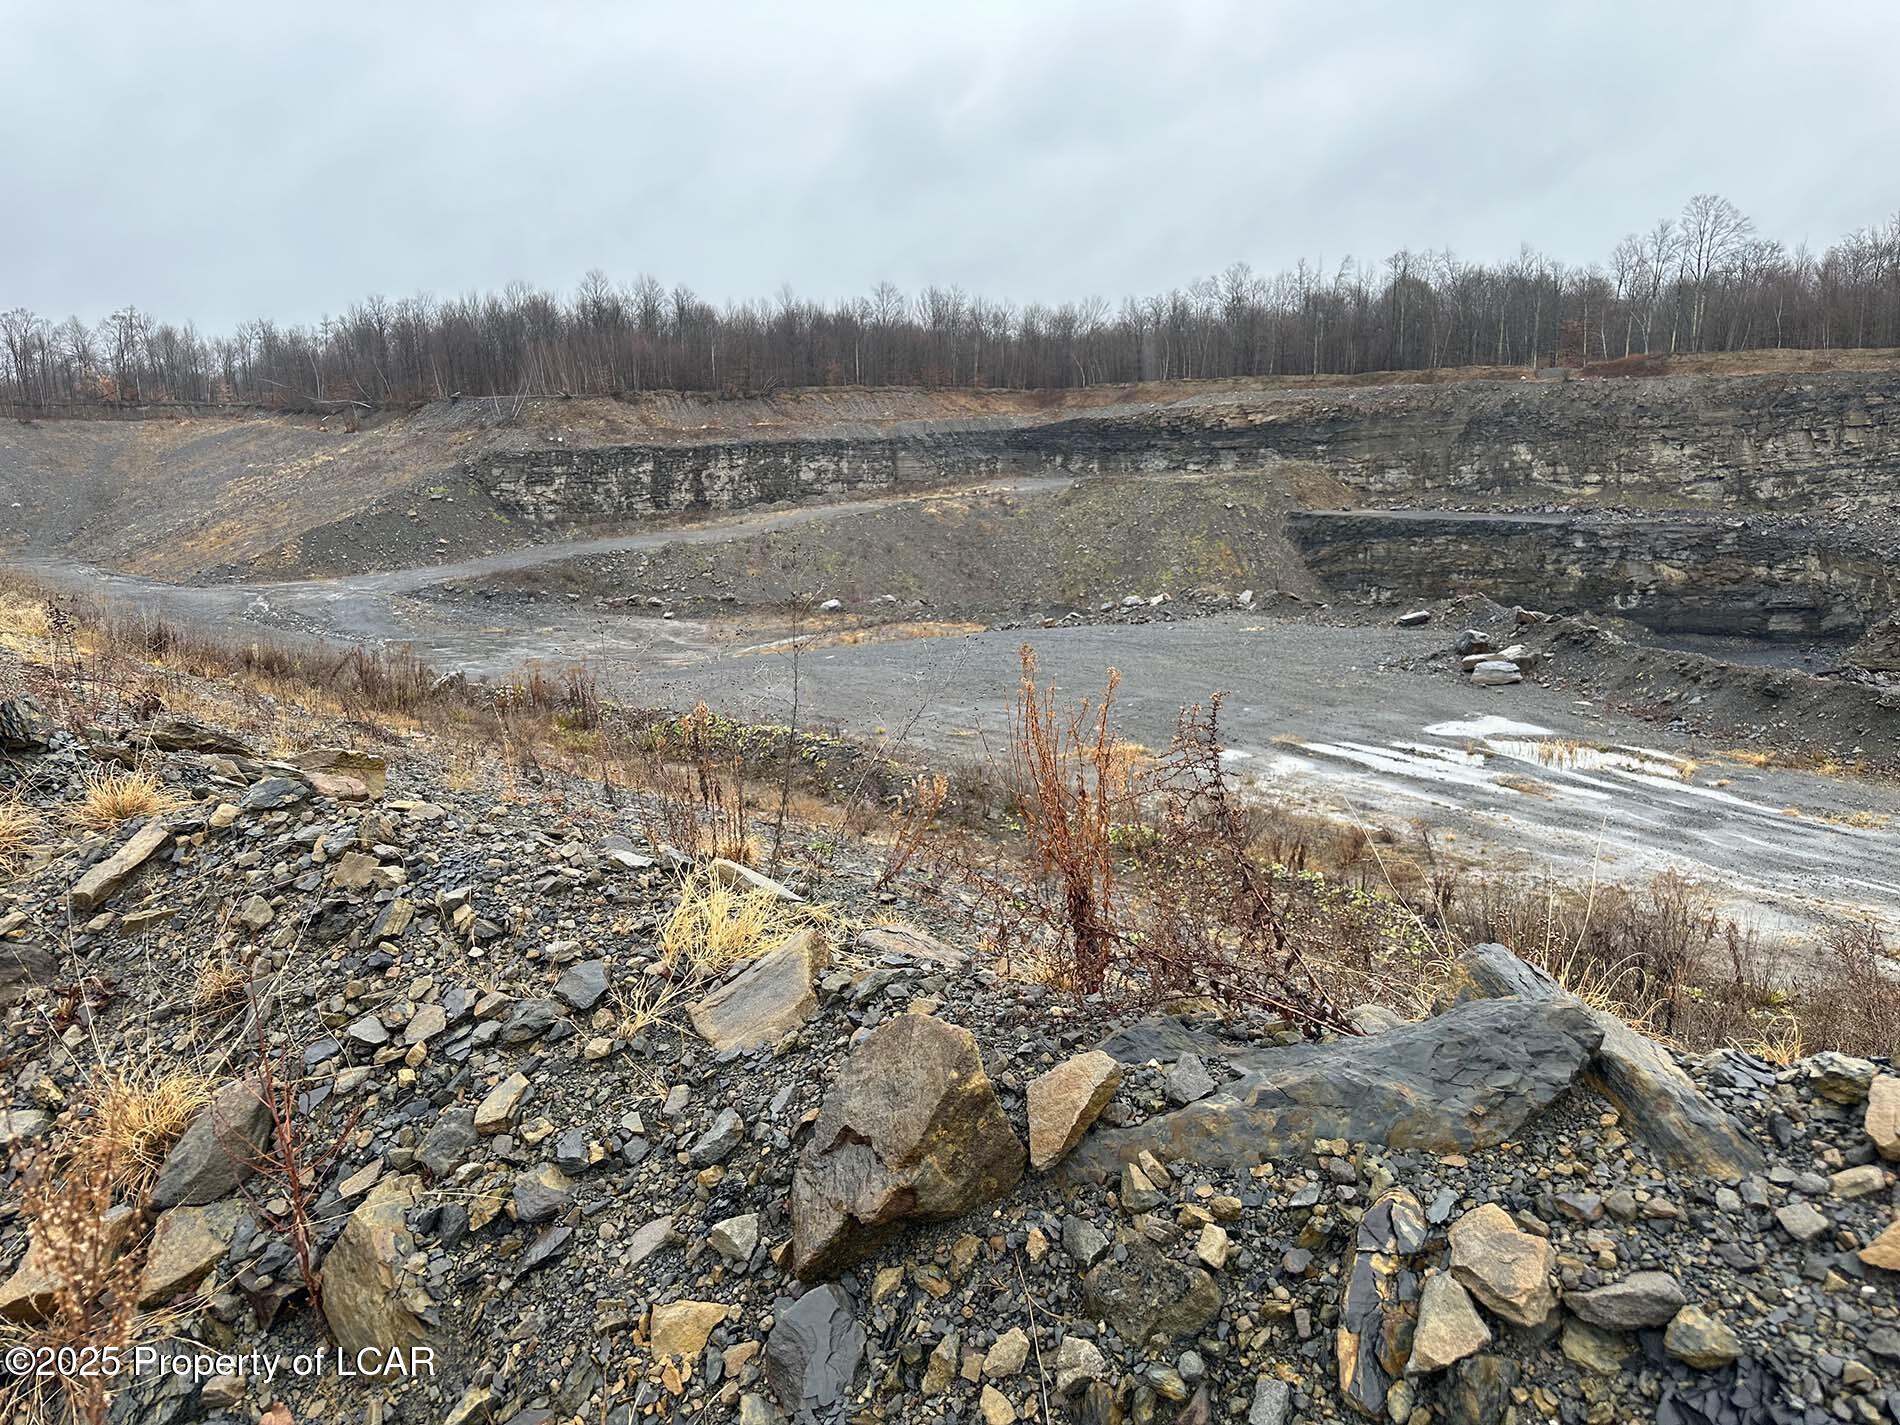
5;1;1898;331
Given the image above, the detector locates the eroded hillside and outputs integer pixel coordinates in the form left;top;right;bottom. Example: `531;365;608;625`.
2;353;1896;584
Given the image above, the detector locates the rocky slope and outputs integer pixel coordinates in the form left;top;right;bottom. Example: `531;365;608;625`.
4;361;1897;583
2;690;1900;1425
1288;510;1900;639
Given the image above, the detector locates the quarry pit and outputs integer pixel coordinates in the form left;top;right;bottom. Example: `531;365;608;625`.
4;356;1898;936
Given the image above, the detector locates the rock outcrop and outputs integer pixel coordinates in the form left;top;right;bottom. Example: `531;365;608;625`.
1068;996;1602;1177
1461;942;1764;1179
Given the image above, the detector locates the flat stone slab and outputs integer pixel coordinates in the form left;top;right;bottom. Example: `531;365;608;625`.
1067;997;1603;1178
71;819;173;911
689;930;829;1052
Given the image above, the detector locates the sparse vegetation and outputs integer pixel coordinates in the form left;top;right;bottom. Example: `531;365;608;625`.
0;797;45;869
67;766;180;832
659;868;833;974
82;1067;211;1194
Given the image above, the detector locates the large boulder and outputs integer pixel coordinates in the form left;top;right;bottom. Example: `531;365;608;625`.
320;1175;437;1370
688;930;830;1053
791;1015;1025;1279
1461;942;1763;1179
1067;997;1601;1178
151;1077;273;1209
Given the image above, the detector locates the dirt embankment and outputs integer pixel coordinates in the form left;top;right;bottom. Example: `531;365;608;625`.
442;468;1342;621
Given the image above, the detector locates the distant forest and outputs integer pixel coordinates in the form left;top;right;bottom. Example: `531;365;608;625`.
4;194;1899;411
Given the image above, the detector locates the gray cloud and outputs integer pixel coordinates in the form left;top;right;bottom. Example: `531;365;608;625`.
4;0;1897;328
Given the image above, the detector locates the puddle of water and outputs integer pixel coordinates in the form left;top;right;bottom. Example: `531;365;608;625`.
1421;716;1552;739
1487;738;1689;780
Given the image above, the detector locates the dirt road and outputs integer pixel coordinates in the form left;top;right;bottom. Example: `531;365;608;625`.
8;502;1898;937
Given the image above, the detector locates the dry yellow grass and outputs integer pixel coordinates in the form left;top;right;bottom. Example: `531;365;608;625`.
1495;774;1554;799
68;767;184;832
0;799;45;870
191;960;251;1017
84;1067;214;1193
1739;1014;1805;1066
610;976;695;1039
0;594;51;649
659;868;833;973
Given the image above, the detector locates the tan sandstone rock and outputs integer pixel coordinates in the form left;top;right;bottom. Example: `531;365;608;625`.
1026;1050;1122;1172
1448;1203;1557;1327
791;1015;1025;1279
1407;1270;1491;1375
320;1176;436;1371
1866;1075;1900;1161
688;929;830;1052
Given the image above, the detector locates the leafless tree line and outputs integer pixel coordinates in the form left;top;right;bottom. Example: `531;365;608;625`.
5;194;1899;412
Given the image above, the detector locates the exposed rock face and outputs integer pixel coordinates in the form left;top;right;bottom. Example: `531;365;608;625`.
1850;615;1900;672
1462;942;1763;1180
321;1176;437;1368
1081;1238;1221;1346
1026;1050;1122;1172
791;1015;1025;1279
688;930;830;1053
151;1077;273;1209
1068;997;1602;1178
476;372;1900;529
1448;1204;1557;1328
1291;509;1894;640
